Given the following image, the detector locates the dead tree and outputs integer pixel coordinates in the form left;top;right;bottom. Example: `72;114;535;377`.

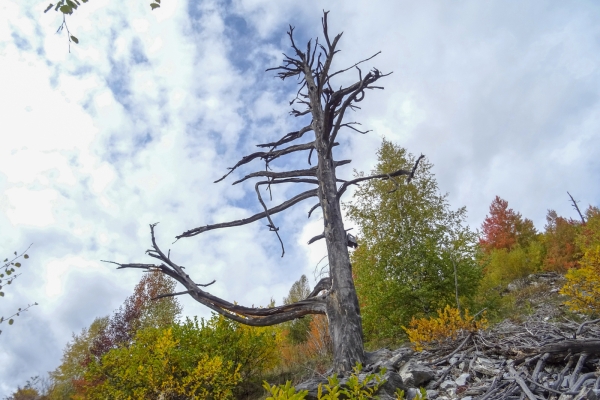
105;11;422;373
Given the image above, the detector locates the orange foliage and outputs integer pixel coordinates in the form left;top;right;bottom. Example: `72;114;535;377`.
278;315;332;372
480;196;536;253
543;210;581;272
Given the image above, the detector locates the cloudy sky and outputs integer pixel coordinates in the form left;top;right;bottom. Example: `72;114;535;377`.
1;0;599;393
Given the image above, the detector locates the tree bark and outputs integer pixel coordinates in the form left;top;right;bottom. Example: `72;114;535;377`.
317;153;365;371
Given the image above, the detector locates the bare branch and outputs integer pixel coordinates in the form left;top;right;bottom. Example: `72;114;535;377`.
255;127;313;151
307;277;332;298
336;155;424;200
307;202;320;218
567;191;586;224
152;290;192;300
214;141;318;183
327;51;381;81
327;69;391;153
254;179;320;257
307;233;325;245
308;228;353;245
340;122;371;135
109;224;327;327
232;159;351;185
177;189;318;239
407;154;425;184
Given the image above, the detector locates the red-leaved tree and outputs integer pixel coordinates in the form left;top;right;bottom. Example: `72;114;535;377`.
543;210;581;272
89;270;181;361
480;196;537;253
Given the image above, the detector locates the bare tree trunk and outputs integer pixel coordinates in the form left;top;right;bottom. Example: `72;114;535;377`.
317;155;365;371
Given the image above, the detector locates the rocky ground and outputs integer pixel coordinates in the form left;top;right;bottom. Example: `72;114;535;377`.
297;273;600;399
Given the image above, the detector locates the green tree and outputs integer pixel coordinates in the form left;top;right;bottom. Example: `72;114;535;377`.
5;376;50;400
47;317;109;399
283;275;312;345
345;140;481;343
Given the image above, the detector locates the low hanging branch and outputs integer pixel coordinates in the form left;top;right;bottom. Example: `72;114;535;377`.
104;223;327;327
109;11;425;373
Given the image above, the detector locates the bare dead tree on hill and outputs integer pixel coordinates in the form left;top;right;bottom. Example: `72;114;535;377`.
105;11;423;372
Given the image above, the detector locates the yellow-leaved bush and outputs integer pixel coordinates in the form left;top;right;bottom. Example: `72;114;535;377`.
560;207;600;316
79;327;242;399
76;313;280;399
402;306;487;351
560;245;600;316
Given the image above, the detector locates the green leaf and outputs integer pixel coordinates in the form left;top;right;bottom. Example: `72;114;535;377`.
8;319;14;325
71;35;79;44
66;0;77;9
0;292;4;297
24;254;29;259
81;0;88;2
60;5;72;14
14;263;21;267
3;258;7;262
150;2;160;9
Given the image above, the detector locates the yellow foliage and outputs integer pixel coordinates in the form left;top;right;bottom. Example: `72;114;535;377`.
402;306;487;351
560;245;600;316
81;327;242;399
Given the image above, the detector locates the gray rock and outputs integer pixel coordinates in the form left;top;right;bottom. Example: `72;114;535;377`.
455;373;470;386
366;348;393;365
426;389;439;399
399;360;435;387
439;380;456;390
386;347;415;371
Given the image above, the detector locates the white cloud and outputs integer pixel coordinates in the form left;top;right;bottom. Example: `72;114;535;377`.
1;0;600;395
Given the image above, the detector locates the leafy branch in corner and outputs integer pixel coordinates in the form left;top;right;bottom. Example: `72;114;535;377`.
43;0;163;51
